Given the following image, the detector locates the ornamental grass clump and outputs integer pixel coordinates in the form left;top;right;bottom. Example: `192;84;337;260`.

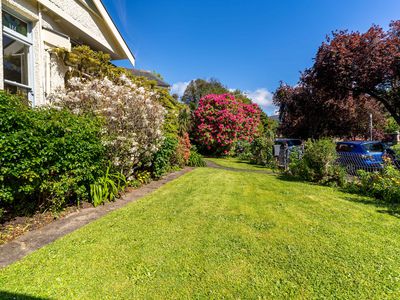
192;94;261;155
50;75;166;178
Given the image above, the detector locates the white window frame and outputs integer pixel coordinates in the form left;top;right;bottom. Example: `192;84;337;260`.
2;8;35;104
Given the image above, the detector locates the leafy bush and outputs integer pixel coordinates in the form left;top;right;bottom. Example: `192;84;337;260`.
188;148;207;167
288;139;346;186
355;161;400;203
50;76;165;177
249;137;275;167
151;135;179;178
233;140;252;160
392;144;400;156
0;92;105;217
192;94;261;155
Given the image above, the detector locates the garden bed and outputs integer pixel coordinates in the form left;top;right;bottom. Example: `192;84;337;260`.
0;204;91;246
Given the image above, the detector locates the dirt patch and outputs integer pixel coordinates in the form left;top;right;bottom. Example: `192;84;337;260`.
0;203;93;246
0;167;193;269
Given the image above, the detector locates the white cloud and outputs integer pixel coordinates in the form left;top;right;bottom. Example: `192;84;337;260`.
171;81;190;97
245;88;273;108
244;88;279;115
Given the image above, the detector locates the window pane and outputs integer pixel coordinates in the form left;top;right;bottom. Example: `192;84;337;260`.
2;11;28;36
363;142;384;152
4;82;30;102
3;34;29;85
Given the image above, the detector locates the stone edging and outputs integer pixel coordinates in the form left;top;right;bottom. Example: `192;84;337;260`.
0;167;193;269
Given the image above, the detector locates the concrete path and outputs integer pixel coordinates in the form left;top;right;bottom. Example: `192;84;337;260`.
0;168;193;269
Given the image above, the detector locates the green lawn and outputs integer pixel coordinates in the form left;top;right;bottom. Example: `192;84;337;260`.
1;165;400;299
206;157;272;171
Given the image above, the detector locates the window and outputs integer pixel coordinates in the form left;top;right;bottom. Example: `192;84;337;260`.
2;10;33;102
2;11;28;36
363;142;385;153
336;144;354;152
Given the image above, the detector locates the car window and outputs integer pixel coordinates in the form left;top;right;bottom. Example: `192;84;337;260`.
275;140;302;146
288;140;302;146
336;144;353;152
363;142;384;152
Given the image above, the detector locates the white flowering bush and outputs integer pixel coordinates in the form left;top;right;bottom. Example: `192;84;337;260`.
50;75;165;177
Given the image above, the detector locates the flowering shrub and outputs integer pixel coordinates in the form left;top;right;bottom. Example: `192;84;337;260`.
176;133;191;167
192;94;261;155
50;76;165;177
356;160;400;203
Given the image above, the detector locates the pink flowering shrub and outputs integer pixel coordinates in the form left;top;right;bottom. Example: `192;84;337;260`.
193;94;261;155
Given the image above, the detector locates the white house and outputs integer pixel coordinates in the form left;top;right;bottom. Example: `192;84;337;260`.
0;0;135;105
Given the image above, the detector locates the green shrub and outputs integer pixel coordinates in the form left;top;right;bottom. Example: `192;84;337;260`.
392;144;400;156
90;166;127;207
355;162;400;203
249;137;275;167
188;147;207;167
0;92;105;218
233;140;252;160
288;139;346;186
151;135;179;178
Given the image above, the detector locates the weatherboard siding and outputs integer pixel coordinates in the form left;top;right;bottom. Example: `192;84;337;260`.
46;0;115;52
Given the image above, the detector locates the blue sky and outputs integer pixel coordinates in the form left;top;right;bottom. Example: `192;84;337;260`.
103;0;400;114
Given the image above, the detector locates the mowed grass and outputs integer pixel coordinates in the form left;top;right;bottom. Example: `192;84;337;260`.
1;166;400;299
206;157;272;171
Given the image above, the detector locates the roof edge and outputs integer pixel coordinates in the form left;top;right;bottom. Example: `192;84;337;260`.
93;0;135;66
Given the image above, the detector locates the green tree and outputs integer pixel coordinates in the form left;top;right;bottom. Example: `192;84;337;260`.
182;78;228;110
386;117;400;133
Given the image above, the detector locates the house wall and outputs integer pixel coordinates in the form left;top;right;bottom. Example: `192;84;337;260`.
0;0;124;106
42;0;120;56
43;44;69;97
0;1;3;90
2;0;43;104
0;0;131;105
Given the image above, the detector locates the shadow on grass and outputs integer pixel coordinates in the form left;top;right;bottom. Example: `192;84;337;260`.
0;291;50;300
232;159;270;169
276;173;315;183
205;157;270;169
277;173;400;218
340;192;400;218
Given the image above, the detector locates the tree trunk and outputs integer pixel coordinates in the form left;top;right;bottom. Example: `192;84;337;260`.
366;89;400;126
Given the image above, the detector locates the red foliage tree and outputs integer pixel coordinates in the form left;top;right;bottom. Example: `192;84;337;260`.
274;82;387;139
192;94;261;155
308;21;400;125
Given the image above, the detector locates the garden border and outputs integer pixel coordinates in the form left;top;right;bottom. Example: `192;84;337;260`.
0;167;193;269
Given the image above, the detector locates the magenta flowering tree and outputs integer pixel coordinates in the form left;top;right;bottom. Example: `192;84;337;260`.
192;93;261;155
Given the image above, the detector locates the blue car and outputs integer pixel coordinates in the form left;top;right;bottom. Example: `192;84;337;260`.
336;141;390;174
